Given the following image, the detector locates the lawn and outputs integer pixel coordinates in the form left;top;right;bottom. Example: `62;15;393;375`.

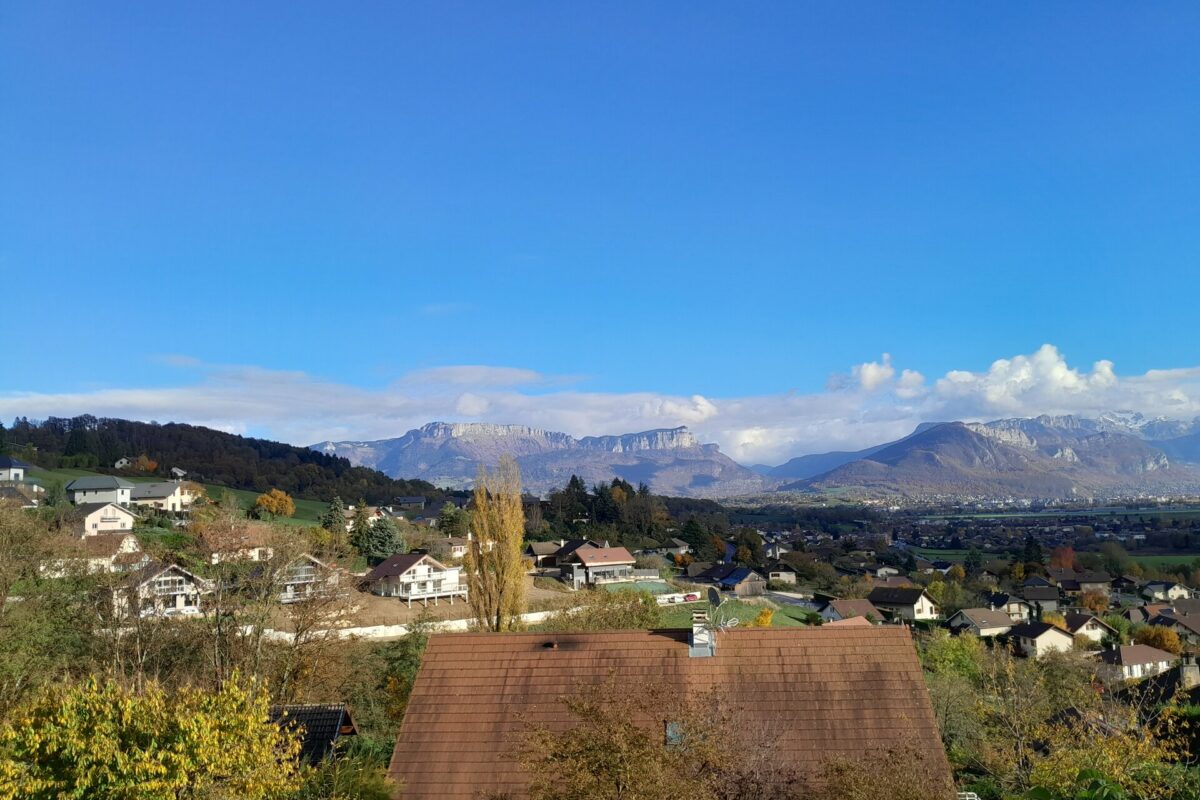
1131;554;1200;569
25;466;325;526
659;598;811;628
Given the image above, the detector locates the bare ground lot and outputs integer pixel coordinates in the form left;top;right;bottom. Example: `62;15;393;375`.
268;575;573;631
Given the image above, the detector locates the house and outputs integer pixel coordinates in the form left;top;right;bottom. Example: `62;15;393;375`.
866;587;939;621
1143;581;1191;602
272;704;358;766
65;476;134;506
113;457;133;469
1048;568;1112;597
1123;603;1171;625
711;566;767;597
394;496;426;511
1023;586;1062;613
563;546;637;589
278;554;341;604
0;455;29;482
1149;613;1200;646
364;553;467;606
552;538;604;564
80;533;149;574
819;598;882;623
1062;612;1118;644
765;561;797;585
946;607;1013;638
387;622;952;799
524;540;561;570
1096;645;1178;683
1024;575;1055;589
169;467;188;480
130;481;196;512
445;534;471;560
207;522;276;564
42;533;149;577
0;485;38;508
1008;621;1074;658
982;592;1033;622
68;502;138;537
116;562;213;618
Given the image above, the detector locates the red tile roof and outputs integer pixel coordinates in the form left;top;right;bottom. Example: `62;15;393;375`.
574;546;635;566
388;626;949;799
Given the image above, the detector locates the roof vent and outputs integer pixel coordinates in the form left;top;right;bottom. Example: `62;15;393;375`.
542;640;558;650
689;610;715;658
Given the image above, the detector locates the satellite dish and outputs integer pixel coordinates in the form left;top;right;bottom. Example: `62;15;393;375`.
707;588;722;609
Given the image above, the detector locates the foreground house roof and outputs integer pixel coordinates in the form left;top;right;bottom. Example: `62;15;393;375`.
388;627;949;799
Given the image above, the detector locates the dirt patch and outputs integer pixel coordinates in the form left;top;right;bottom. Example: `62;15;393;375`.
332;574;573;628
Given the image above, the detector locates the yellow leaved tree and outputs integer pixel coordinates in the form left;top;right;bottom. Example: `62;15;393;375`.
0;675;301;800
465;455;526;632
255;488;296;519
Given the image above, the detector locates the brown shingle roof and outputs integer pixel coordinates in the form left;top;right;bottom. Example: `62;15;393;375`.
388;627;949;799
1097;644;1177;667
953;608;1014;630
824;598;881;620
364;552;444;582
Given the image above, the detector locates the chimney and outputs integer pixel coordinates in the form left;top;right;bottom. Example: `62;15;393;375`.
689;610;715;658
1182;655;1200;691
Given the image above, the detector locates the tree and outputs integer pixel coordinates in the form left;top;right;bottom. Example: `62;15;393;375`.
1043;612;1068;630
437;502;470;538
321;495;346;532
1080;590;1109;614
353;516;405;565
964;548;983;577
1024;535;1045;566
464;457;526;632
946;564;966;583
1050;546;1077;571
1133;626;1182;655
255;488;295;519
350;500;373;541
0;676;301;799
539;590;662;632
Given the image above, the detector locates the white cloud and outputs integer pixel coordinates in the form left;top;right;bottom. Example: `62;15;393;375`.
851;353;896;392
4;345;1200;466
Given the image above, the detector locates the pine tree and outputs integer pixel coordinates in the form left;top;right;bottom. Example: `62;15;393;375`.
322;495;346;532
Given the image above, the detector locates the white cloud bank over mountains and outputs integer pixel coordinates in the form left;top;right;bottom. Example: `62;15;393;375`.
4;344;1200;466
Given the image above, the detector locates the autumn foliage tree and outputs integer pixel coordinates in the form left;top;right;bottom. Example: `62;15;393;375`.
1080;590;1109;614
1134;625;1183;655
1049;546;1077;571
0;675;301;799
465;456;527;632
254;488;295;519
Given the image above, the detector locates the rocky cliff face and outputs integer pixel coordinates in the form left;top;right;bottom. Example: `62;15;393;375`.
312;422;769;498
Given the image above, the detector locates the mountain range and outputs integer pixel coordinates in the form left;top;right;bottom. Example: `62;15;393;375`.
312;422;771;498
313;414;1200;500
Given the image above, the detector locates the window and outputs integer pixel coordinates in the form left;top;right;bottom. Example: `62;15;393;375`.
664;721;684;749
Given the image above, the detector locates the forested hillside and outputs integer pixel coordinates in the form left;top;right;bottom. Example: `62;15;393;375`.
2;416;438;505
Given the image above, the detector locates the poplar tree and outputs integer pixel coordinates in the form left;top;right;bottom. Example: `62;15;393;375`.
465;456;526;632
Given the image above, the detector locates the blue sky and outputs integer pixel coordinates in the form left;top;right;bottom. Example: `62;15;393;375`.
3;3;1200;461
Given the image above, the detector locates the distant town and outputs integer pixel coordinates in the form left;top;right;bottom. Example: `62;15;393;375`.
5;414;1200;798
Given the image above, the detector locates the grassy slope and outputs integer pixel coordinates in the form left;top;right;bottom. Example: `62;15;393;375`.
27;466;325;526
659;599;810;628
